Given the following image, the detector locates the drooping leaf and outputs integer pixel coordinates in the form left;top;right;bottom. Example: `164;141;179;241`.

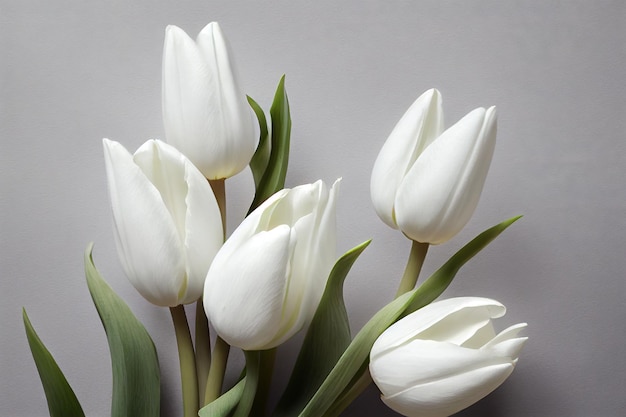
298;216;521;417
248;75;291;213
273;240;371;417
84;243;160;417
23;309;85;417
198;378;246;417
248;95;271;189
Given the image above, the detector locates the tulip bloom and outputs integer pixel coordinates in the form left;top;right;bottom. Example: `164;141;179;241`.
203;180;340;351
162;22;256;180
103;139;223;306
369;297;527;417
370;89;497;244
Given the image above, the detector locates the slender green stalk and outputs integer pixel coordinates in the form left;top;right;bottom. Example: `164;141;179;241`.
395;240;429;297
209;178;227;238
233;351;262;417
195;300;211;405
170;305;199;417
204;336;231;404
251;348;277;417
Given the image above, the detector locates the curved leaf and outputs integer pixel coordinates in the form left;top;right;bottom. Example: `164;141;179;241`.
23;309;85;417
85;243;160;417
199;378;246;417
273;240;371;416
248;75;291;213
248;95;271;189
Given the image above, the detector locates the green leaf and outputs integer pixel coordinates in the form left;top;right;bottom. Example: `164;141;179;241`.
23;309;85;417
198;378;246;417
248;75;291;214
273;240;371;417
298;216;521;417
403;215;523;315
84;243;160;417
248;95;271;189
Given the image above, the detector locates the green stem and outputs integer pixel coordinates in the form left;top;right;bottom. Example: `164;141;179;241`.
195;300;211;406
204;336;231;404
394;240;429;297
170;305;199;417
209;178;227;238
233;351;261;417
251;348;277;417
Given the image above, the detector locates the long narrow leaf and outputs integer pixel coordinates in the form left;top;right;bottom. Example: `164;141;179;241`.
23;309;85;417
85;244;160;417
273;240;371;417
198;378;246;417
248;76;291;213
298;216;521;417
248;95;271;189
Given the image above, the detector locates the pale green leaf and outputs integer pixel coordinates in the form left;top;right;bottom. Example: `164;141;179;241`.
248;95;270;189
248;75;291;213
273;240;371;417
85;243;160;417
199;378;246;417
23;309;85;417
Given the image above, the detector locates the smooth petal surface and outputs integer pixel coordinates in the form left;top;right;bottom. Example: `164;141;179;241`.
203;180;339;350
163;22;255;180
370;89;443;228
103;139;185;306
381;362;514;417
162;25;213;172
370;297;527;417
395;107;497;244
204;225;296;350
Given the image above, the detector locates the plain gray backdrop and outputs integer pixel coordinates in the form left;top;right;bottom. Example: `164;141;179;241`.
2;1;625;416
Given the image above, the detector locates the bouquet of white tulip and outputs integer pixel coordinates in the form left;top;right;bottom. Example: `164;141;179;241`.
23;22;527;417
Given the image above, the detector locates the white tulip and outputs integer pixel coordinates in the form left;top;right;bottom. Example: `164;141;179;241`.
103;139;223;306
203;180;340;350
162;22;256;180
370;297;527;417
370;89;497;244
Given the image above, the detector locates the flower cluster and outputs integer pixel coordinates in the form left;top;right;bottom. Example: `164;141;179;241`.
24;21;527;417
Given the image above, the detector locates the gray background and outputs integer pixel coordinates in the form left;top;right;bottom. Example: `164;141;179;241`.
2;1;625;416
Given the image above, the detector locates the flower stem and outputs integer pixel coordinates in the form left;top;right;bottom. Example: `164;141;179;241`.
395;240;429;297
204;336;231;404
233;350;261;417
209;178;227;238
251;348;277;417
195;299;211;405
170;305;199;417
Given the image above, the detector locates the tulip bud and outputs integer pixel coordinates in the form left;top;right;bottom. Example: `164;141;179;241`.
103;139;223;306
370;297;527;417
203;179;340;350
370;89;497;244
162;22;256;180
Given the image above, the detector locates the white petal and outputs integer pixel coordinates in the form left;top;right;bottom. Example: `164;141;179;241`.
381;362;514;417
204;225;295;350
103;139;185;306
370;339;513;396
180;152;223;304
162;25;213;174
370;89;443;228
395;107;496;244
371;297;504;360
194;22;256;179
